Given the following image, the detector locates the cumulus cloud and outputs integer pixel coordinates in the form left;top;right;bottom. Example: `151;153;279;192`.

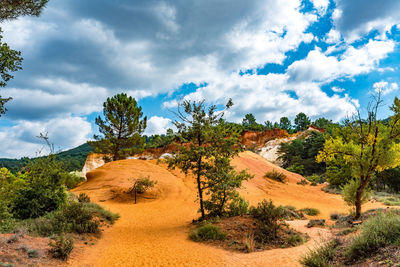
287;39;395;83
331;86;345;93
373;81;399;96
333;0;400;41
145;116;174;136
0;116;92;158
310;0;330;16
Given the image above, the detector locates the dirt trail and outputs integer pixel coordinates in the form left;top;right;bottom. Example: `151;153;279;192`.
69;152;383;267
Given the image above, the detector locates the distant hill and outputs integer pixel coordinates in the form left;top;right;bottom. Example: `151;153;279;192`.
0;143;93;173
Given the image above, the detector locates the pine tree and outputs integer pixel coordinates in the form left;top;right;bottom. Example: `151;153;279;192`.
90;93;147;161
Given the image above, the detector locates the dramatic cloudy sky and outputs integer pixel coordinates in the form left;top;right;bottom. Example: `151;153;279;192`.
1;0;400;158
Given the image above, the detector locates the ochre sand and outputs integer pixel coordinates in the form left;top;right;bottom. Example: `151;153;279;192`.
69;151;384;267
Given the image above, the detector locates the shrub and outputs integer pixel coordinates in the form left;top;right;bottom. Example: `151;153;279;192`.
250;200;285;242
227;196;249;217
27;249;39;258
264;170;287;183
78;193;91;203
307;219;325;228
287;234;305;246
12;157;68;219
287;163;304;175
63;172;84;189
345;210;400;261
306;175;324;184
297;179;308;186
189;224;227;241
49;234;74;261
84;202;119;224
57;201;100;234
300;239;340;267
341;179;371;209
301;208;320;216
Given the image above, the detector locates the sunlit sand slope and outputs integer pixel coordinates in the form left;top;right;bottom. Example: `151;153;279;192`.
69;152;383;267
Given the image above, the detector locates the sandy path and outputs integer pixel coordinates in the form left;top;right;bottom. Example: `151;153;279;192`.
69;152;384;267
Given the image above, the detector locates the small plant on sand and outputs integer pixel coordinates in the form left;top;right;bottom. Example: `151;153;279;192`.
49;234;74;261
297;179;308;186
301;238;340;267
264;170;287;183
129;176;157;204
243;233;255;253
189;224;227;241
300;208;320;216
78;193;91;203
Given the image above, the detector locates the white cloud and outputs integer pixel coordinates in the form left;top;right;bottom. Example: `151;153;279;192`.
145;116;174;136
287;39;395;83
333;0;400;42
0;116;92;158
373;81;399;96
331;86;345;93
325;29;341;44
310;0;330;16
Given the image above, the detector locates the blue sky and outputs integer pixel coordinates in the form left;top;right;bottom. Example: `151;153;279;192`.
1;0;400;158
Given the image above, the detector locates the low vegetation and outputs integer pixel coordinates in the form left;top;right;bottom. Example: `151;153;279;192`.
49;234;74;261
301;210;400;266
129;176;157;204
300;208;320;216
190;199;307;253
264;170;287;183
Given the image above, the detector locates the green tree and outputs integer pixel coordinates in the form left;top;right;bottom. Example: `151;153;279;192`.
317;95;400;219
0;0;49;116
166;99;249;219
279;117;291;131
242;113;264;131
294;112;311;132
90;93;147;162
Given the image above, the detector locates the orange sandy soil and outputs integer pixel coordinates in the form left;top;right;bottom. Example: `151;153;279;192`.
68;151;384;267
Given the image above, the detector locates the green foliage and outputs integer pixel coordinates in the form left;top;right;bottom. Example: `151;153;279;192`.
49;234;74;261
279;117;292;131
300;239;340;267
90;93;147;161
278;131;326;176
325;157;352;188
300;208;320;216
297;179;308;185
11;156;68;219
317;96;400;218
0;143;93;174
306;174;325;184
341;179;371;209
264;170;287;183
346;210;400;261
242;113;264;131
130;176;157;203
166;99;249;219
250;200;285;242
0;0;48;21
189;224;227;241
373;192;400;206
294;112;311;132
145;128;176;148
204;157;252;217
286;234;306;247
78;193;91;203
227;196;249;217
375;167;400;193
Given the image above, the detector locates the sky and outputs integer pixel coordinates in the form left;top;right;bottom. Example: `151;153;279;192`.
0;0;400;158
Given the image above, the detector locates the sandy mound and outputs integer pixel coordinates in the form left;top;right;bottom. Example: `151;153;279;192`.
69;152;384;267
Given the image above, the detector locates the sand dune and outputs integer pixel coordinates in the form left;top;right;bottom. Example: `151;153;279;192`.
69;152;383;267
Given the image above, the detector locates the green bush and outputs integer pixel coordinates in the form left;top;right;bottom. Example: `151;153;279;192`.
63;172;84;189
58;201;100;234
12;157;68;219
345;210;400;261
189;224;227;241
286;234;305;246
306;175;325;184
301;208;320;216
287;163;304;175
227;196;249;217
264;170;287;183
297;179;308;185
78;193;91;203
49;234;74;261
341;179;371;209
300;239;340;267
250;200;285;242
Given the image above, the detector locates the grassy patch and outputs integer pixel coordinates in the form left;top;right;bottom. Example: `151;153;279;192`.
300;208;320;216
301;239;340;267
345;210;400;262
189;224;227;241
373;192;400;206
264;170;287;183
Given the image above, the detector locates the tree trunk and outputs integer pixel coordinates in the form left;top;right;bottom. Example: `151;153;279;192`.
197;171;205;218
134;189;137;204
355;187;362;219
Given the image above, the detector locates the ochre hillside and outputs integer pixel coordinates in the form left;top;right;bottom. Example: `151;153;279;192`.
69;152;383;267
